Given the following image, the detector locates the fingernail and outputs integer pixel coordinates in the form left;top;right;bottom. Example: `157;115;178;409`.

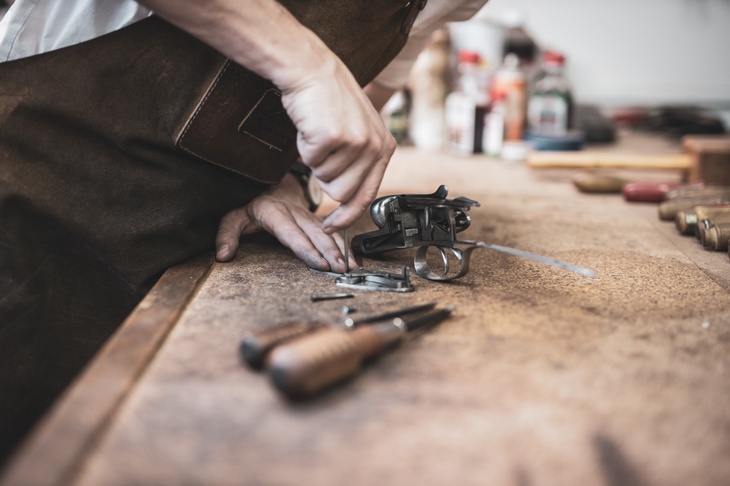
216;245;229;260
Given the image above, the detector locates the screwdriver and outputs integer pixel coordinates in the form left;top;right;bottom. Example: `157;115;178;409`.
266;306;454;398
239;302;437;369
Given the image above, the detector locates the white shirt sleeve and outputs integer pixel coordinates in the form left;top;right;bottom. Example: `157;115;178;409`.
373;0;489;90
0;0;151;62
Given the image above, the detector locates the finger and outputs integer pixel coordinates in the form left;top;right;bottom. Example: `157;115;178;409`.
320;155;388;233
306;139;369;185
215;207;252;262
298;219;358;273
257;203;330;270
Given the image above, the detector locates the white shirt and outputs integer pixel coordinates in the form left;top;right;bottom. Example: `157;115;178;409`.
0;0;487;89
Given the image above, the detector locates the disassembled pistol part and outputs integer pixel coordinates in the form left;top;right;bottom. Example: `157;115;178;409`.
312;266;414;293
352;185;596;280
341;306;357;315
310;292;354;302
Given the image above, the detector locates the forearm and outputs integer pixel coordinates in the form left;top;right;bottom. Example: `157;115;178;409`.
136;0;335;90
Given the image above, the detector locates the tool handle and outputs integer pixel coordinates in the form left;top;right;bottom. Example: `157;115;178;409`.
267;325;397;398
239;321;328;370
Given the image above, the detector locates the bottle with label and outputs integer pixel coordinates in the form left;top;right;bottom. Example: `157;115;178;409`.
445;50;490;155
492;53;526;141
527;50;573;136
482;91;505;158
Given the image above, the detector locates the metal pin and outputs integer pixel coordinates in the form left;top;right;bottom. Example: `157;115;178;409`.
310;292;354;302
344;228;350;274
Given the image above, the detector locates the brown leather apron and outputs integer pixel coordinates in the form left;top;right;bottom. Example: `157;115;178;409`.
0;1;426;464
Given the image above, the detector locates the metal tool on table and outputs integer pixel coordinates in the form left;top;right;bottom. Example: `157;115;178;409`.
266;306;454;398
239;302;436;369
351;185;596;280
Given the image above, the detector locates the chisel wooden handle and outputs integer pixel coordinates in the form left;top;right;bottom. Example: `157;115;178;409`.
239;321;329;369
267;324;402;398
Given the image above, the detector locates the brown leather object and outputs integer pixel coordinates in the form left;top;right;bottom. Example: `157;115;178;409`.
177;0;426;184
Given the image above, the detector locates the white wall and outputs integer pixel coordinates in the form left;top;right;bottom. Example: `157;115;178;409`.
476;0;730;109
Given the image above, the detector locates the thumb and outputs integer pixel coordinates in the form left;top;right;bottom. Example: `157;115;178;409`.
215;207;254;262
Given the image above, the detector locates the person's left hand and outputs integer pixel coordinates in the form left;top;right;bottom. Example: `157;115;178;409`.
214;173;357;273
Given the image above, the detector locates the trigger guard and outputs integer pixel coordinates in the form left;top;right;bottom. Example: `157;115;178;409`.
414;246;471;281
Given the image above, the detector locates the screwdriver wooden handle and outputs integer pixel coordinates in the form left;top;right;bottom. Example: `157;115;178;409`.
239;321;329;369
267;324;402;398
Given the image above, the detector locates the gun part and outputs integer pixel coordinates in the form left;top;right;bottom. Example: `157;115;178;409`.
310;292;354;302
312;266;414;292
267;307;454;398
413;241;597;280
352;185;595;281
240;303;438;369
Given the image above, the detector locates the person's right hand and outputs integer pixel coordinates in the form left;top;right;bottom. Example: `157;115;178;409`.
280;58;396;235
139;0;397;232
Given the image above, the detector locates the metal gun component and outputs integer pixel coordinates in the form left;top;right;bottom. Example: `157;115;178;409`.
352;185;479;255
352;185;597;281
414;241;596;280
310;292;354;302
311;266;414;293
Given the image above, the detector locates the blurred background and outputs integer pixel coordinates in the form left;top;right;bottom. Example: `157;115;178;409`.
387;0;730;158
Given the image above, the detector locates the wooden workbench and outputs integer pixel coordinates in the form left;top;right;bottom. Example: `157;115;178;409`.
3;134;730;486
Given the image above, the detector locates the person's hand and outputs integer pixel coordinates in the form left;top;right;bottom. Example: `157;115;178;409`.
214;173;357;273
280;58;397;234
138;0;396;234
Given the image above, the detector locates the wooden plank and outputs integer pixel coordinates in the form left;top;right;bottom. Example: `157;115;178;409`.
64;149;730;486
0;255;212;486
527;151;692;170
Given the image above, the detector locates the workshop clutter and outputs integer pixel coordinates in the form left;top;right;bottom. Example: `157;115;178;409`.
657;187;730;254
392;10;586;160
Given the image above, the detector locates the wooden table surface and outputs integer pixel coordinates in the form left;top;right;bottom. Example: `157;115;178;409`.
3;134;730;486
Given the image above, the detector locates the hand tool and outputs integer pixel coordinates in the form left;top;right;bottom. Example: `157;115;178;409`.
239;302;436;369
266;306;454;398
351;185;596;280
